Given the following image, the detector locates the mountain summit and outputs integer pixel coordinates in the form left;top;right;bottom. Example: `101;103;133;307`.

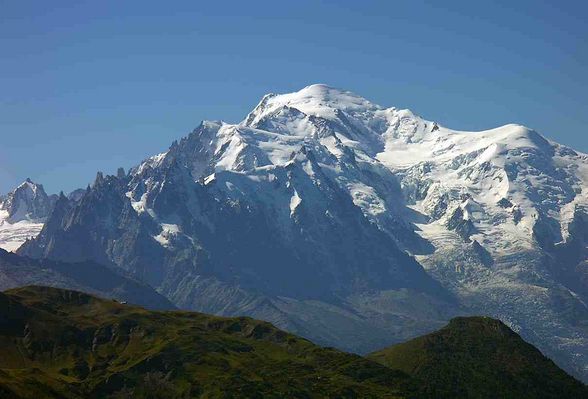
244;84;383;126
0;179;55;223
0;179;58;251
18;85;588;382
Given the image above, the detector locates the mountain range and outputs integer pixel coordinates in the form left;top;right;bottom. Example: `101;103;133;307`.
3;84;587;382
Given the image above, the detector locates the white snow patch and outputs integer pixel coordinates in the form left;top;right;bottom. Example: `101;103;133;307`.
348;183;386;216
290;190;302;216
153;223;180;247
204;173;216;185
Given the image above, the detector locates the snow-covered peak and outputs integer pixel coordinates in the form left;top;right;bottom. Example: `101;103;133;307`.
0;179;56;223
131;85;575;241
442;123;550;153
0;179;58;251
7;178;43;202
263;83;381;115
378;123;551;169
243;84;383;127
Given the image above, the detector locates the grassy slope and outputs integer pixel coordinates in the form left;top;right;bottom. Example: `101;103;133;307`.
1;287;586;399
0;286;412;399
368;316;588;399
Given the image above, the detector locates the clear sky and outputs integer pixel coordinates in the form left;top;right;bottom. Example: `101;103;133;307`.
1;0;586;194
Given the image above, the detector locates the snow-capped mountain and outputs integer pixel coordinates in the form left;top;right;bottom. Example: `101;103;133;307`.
0;179;58;251
18;85;588;381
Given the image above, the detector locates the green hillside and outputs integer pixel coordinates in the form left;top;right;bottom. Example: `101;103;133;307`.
368;316;587;399
0;286;412;399
0;287;585;398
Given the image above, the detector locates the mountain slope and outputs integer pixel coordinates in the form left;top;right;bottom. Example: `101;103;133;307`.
0;249;174;310
18;84;588;381
377;114;588;381
368;317;588;399
0;286;413;399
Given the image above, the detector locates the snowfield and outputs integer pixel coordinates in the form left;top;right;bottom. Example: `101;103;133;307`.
0;210;44;252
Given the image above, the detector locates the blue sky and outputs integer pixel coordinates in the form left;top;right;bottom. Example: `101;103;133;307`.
1;0;586;193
